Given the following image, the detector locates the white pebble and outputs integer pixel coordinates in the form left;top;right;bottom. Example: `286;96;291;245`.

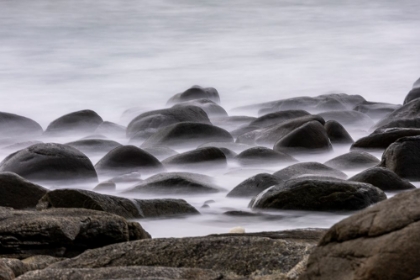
229;226;245;234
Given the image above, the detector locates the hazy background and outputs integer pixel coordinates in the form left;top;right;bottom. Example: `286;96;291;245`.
0;0;419;127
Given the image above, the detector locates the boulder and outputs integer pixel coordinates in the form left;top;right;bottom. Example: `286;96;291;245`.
376;118;420;130
351;128;420;150
173;99;228;117
126;105;211;139
0;172;48;209
318;110;374;128
162;147;227;169
324;151;379;170
0;143;98;184
403;87;420;104
0;112;43;139
211;116;256;131
414;77;420;88
0;256;65;279
348;167;415;191
217;147;237;159
94;145;163;177
143;146;178;161
94;121;126;138
250;110;310;128
250;177;386;211
15;266;229;280
227;173;282;198
235;147;296;166
324;120;353;144
167;85;220;104
273;121;332;154
0;207;150;259
353;101;400;119
375;98;420;128
93;180;116;192
141;122;233;149
44;110;103;136
46;229;322;277
273;162;347;181
65;139;121;156
379;135;420;180
124;172;223;194
199;142;253;153
300;188;420;280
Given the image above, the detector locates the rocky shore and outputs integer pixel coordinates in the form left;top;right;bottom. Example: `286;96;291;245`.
1;81;420;279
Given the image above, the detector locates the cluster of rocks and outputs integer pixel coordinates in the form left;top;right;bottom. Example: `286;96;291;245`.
1;81;420;279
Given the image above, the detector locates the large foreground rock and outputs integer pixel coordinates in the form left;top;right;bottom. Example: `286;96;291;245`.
379;135;420;180
44;110;103;136
273;162;347;181
251;177;386;211
0;143;98;184
348;167;415;191
0;172;48;209
0;112;43;139
0;207;149;259
300;189;420;280
47;229;323;277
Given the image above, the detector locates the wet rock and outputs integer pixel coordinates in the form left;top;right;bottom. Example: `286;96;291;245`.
0;172;48;209
93;180;116;191
379;135;420;180
109;172;142;184
351;128;420;151
0;256;65;279
65;139;121;156
348;167;415;191
0;112;43;139
15;266;230;280
218;147;237;159
124;172;223;194
300;188;420;280
250;177;386;211
273;121;332;154
227;173;282;198
133;199;200;218
324;120;353;144
143;146;178;161
199;142;253;153
403;87;420;104
324;151;379;170
94;145;163;177
353;101;400;119
318;110;374;128
0;207;149;259
273;162;347;181
162;147;227;169
94;121;126;138
46;230;318;277
414;77;420;88
250;110;310;128
0;143;98;184
211;116;256;131
44;110;103;136
141;122;233;149
375;98;420;128
2;141;44;151
235;147;296;166
167;85;220;104
173;99;228;117
376;118;420;130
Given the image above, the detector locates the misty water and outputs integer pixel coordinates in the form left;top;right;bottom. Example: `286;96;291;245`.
0;0;419;237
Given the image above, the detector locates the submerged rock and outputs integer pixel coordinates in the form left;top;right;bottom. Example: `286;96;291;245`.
324;120;353;144
173;98;228;117
94;121;126;138
143;146;178;161
235;146;296;166
348;167;415;191
162;147;227;169
44;110;103;136
227;173;282;198
324;151;379;170
0;112;43;139
167;85;220;104
250;110;310;128
353;101;400;119
273;162;347;181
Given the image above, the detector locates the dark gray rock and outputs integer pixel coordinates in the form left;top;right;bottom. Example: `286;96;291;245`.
235;147;296;166
44;110;103;136
167;85;220;104
141;122;233;149
93;180;116;192
273;162;347;181
324;120;353;144
348;167;415;191
94;121;126;138
0;256;65;279
217;147;237;159
0;172;48;209
2;141;43;151
0;207;150;259
250;177;386;211
313;98;346;112
94;145;163;177
379;135;420;180
0;112;43;139
173;99;228;117
199;142;253;153
324;151;379;170
250;110;310;128
227;173;282;198
65;139;121;156
126;105;211;139
351;128;420;151
211;116;256;131
414;77;420;88
300;189;420;280
353;101;400;119
273;121;332;154
403;87;420;104
143;146;178;161
162;147;227;169
375;98;420;128
0;143;98;184
124;172;223;195
318;110;374;128
376;118;420;130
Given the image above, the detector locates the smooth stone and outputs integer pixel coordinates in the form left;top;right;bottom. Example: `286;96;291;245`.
167;85;220;104
94;145;163;177
351;128;420;151
324;151;379;170
93;180;116;192
0;143;98;184
235;147;296;166
375;98;420;128
211;116;256;131
141;122;233;149
199;142;253;153
324;120;353;144
348;167;415;191
0;172;48;209
0;207;150;259
318;110;374;128
403;87;420;104
300;189;420;280
44;110;103;136
173;98;228;117
250;177;386;211
0;112;43;139
162;147;227;169
65;139;121;156
273;162;347;181
376;118;420;130
273;121;332;154
250;110;310;128
226;173;282;198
